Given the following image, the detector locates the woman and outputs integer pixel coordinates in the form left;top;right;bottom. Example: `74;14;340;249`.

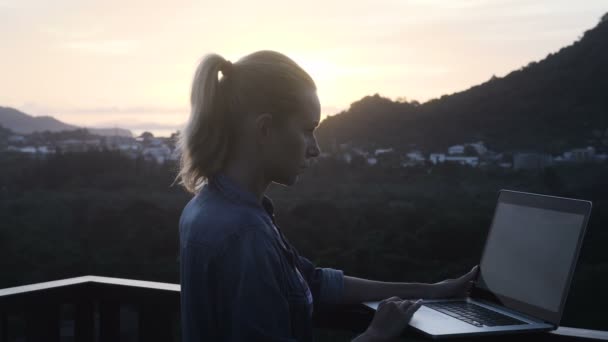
177;50;478;341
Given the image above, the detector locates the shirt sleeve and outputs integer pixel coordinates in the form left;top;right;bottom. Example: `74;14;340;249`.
214;228;298;342
296;255;344;307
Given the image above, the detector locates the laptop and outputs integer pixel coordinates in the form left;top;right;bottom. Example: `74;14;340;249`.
364;189;592;339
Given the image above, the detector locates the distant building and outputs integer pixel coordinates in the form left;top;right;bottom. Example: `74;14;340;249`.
468;141;488;155
406;150;424;161
84;139;102;151
430;153;478;167
374;148;394;156
118;143;140;152
445;156;479;167
352;148;369;157
513;153;553;170
58;139;88;153
148;138;164;147
562;147;596;162
429;153;446;164
104;135;137;149
8;135;26;144
595;153;608;162
36;146;55;154
448;145;465;155
403;150;425;166
142;145;172;164
18;146;37;154
342;153;352;164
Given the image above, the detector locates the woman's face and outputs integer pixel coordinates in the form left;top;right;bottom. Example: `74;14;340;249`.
266;92;321;186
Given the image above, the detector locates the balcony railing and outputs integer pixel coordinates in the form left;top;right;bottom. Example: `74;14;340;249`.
1;276;607;342
0;276;179;342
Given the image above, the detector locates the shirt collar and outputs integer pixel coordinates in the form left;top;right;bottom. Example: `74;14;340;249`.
209;173;275;218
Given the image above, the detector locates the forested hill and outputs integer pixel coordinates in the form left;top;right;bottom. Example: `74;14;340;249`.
316;14;608;154
0;107;132;137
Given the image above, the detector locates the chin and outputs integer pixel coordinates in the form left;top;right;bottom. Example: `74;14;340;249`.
273;174;299;187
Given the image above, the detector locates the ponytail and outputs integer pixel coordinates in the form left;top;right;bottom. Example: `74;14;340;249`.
176;54;234;193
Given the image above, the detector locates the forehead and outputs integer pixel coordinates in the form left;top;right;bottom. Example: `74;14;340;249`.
293;92;321;124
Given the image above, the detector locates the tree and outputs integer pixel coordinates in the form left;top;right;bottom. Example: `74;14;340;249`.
139;131;154;139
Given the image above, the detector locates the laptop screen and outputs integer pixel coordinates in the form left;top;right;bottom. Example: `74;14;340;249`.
475;191;590;324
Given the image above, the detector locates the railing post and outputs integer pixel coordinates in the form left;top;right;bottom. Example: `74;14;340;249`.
99;300;120;342
25;302;60;342
74;300;95;342
139;300;173;342
0;310;7;342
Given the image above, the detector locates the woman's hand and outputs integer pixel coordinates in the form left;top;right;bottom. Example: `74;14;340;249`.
430;265;479;299
353;297;422;342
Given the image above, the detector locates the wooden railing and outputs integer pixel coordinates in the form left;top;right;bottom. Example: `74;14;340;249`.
0;276;179;342
1;276;607;342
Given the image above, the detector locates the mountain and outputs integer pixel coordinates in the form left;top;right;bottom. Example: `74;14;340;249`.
0;107;78;133
316;14;608;154
0;107;132;137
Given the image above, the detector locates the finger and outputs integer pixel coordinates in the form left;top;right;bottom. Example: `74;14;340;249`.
381;296;402;304
379;296;402;309
403;299;423;317
397;300;414;311
398;299;421;311
462;265;479;281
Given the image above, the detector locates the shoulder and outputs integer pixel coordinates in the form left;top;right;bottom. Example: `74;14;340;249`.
179;188;274;248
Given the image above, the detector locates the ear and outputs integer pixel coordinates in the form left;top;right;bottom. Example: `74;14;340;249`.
254;113;274;141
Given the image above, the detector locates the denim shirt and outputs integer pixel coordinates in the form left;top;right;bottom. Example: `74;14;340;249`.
179;174;344;341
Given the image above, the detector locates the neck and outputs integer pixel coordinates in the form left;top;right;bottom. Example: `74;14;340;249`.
221;158;269;203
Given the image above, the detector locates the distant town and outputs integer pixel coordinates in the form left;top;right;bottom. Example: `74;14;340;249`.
325;140;608;171
1;130;179;165
1;129;607;171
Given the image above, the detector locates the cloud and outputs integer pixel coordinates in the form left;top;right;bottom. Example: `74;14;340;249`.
62;39;139;55
40;25;137;56
0;0;22;9
40;26;105;40
69;106;187;115
403;0;501;9
19;103;187;116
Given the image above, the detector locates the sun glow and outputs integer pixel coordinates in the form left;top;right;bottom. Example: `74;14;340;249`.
1;0;606;136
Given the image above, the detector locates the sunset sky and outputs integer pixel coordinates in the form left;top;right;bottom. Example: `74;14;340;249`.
1;0;606;136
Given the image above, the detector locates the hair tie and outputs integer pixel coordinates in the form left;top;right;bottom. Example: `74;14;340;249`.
220;60;233;77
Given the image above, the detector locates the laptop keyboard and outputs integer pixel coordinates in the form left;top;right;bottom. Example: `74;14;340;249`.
425;302;527;327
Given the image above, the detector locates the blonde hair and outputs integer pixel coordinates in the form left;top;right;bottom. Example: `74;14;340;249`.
175;50;317;194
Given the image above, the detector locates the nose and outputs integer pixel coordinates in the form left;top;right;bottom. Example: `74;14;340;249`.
306;137;321;158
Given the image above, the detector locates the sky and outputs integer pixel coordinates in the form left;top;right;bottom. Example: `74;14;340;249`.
1;0;607;137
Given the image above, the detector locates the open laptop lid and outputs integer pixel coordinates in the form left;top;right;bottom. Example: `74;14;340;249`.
470;190;592;326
